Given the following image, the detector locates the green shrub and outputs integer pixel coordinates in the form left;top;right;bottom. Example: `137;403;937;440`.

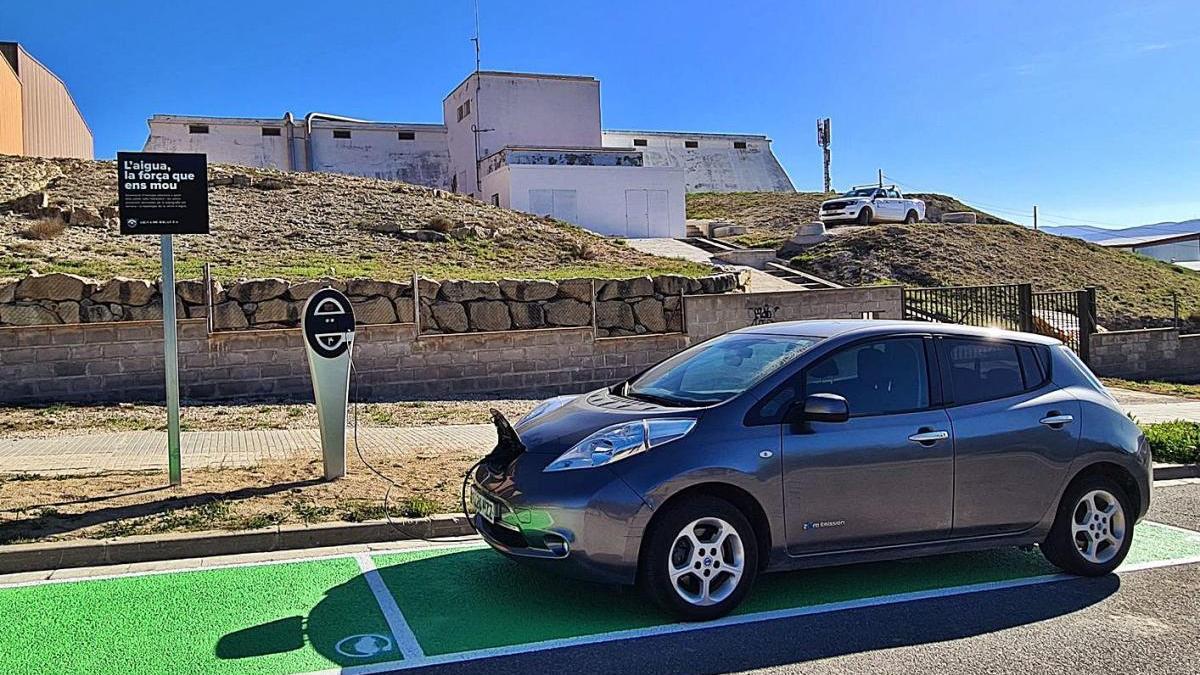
1142;421;1200;464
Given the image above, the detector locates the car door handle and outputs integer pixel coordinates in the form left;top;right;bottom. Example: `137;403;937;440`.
908;430;949;444
1040;414;1074;427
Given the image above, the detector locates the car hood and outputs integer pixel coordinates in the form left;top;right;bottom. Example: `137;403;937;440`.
514;388;707;455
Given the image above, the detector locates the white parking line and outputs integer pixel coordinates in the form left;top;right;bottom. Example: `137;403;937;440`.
323;538;1200;675
354;553;426;661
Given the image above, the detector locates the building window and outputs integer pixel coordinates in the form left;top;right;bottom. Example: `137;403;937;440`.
490;193;499;206
733;141;748;149
633;138;647;146
685;140;698;148
333;130;351;139
188;125;209;134
261;127;281;136
457;99;472;122
398;131;415;140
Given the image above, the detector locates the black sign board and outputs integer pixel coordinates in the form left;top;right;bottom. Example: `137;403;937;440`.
117;152;209;235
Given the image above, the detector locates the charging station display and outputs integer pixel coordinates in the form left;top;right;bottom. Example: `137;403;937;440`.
302;288;356;480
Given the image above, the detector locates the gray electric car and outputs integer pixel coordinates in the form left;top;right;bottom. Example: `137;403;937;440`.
469;320;1151;620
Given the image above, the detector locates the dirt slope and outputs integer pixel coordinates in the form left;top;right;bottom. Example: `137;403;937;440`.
686;191;1011;246
0;155;710;281
790;222;1200;330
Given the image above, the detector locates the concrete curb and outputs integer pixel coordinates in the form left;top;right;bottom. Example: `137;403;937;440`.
0;513;475;575
1155;462;1200;481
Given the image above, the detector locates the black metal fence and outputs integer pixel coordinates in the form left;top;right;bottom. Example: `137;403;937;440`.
902;284;1097;362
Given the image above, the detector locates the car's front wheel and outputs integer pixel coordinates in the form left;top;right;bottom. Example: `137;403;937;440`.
1040;474;1134;575
856;207;873;226
639;495;758;621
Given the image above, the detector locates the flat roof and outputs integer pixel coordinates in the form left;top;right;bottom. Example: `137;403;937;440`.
148;114;445;131
603;129;772;142
444;70;598;101
1095;231;1200;248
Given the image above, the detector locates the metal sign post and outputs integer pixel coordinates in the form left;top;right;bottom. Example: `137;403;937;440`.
161;234;182;485
117;151;208;486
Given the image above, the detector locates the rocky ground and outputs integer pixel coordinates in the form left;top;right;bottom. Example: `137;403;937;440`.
0;155;712;282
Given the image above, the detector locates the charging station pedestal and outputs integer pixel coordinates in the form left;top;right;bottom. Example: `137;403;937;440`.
301;288;356;480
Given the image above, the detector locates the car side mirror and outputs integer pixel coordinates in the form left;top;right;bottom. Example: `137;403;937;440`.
800;393;849;423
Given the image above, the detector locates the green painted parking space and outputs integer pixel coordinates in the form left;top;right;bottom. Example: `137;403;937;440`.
0;557;397;675
0;522;1197;674
371;522;1200;657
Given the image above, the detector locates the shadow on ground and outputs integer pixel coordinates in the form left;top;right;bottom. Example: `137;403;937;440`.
214;546;1119;671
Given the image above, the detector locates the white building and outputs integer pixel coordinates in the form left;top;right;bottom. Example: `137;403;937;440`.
143;69;793;238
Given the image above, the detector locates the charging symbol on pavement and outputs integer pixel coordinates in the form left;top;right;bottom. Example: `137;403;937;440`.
334;633;393;658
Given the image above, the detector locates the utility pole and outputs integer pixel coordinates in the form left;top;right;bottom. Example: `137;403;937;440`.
878;169;883;189
1033;205;1039;231
816;118;832;192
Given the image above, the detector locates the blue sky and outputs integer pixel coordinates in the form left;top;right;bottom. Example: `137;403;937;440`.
3;0;1197;229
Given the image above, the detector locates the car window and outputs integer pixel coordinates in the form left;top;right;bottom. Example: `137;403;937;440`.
628;333;820;406
944;339;1025;404
805;338;930;416
1017;345;1048;389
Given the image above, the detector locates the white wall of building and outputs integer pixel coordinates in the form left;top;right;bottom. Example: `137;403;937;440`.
1127;237;1200;263
307;122;450;187
146;116;295;169
602;130;794;193
444;72;602;198
484;164;686;238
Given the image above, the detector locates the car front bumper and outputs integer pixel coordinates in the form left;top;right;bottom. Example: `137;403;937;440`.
819;204;865;222
470;451;651;585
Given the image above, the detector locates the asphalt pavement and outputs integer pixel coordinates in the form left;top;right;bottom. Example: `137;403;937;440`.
402;481;1200;675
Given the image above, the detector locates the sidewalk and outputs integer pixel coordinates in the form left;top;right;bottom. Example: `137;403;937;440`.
1110;388;1200;424
0;424;496;474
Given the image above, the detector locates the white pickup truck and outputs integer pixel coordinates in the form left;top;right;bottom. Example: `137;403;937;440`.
819;185;925;225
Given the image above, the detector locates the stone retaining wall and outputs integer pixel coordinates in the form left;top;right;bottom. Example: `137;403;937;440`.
0;271;748;336
0;286;902;404
1089;328;1200;382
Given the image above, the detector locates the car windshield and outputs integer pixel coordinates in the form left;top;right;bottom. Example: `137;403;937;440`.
841;188;877;197
625;333;821;406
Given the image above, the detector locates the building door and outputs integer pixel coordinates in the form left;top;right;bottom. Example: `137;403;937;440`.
625;189;668;238
529;189;578;224
625;190;649;238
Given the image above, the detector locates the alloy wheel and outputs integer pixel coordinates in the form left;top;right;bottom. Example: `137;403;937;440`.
668;517;745;606
1070;489;1126;564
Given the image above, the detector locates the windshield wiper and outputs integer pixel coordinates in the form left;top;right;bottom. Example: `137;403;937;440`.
624;391;684;407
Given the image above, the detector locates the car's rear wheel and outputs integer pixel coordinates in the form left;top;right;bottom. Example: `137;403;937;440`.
904;210;919;224
856;207;873;226
1040;474;1133;575
639;495;758;621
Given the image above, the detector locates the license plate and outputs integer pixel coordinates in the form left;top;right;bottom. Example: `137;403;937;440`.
471;487;497;523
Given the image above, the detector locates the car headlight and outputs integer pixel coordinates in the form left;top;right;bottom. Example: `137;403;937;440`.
518;395;576;426
544;418;697;472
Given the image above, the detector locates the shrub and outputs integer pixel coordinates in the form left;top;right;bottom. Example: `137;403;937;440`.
20;218;65;240
425;216;455;233
1142;420;1200;464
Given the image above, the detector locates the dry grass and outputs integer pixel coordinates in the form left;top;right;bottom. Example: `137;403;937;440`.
686;191;1013;247
0;155;714;281
19;218;65;241
788;222;1200;331
0;451;477;543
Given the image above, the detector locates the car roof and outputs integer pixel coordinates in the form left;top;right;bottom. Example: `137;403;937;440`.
732;319;1063;346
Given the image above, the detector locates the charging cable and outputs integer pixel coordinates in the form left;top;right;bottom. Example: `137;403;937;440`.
347;359;482;543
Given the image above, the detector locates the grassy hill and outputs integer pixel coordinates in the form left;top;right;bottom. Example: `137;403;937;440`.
686;191;1011;246
789;222;1200;330
0;155;711;281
